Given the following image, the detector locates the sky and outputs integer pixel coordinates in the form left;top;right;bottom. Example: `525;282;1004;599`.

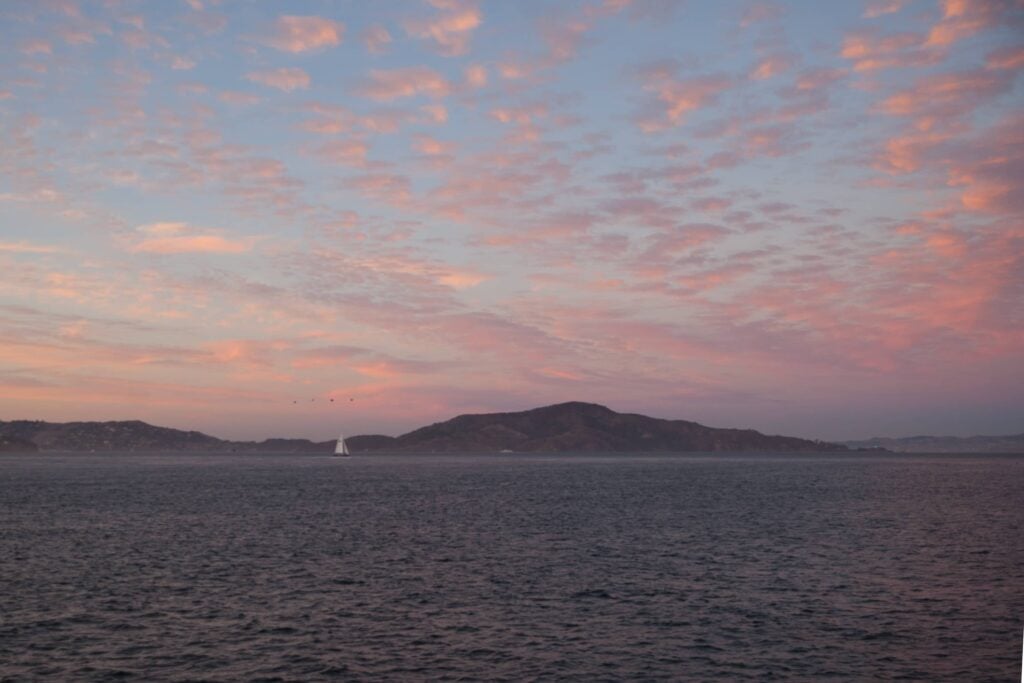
0;0;1022;442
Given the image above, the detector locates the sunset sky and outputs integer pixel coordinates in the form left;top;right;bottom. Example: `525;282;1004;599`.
1;0;1022;441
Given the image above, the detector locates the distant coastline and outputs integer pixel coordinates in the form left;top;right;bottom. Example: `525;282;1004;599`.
842;433;1024;454
2;402;849;454
7;402;1019;455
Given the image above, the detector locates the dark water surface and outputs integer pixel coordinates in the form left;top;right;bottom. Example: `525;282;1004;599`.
1;452;1021;681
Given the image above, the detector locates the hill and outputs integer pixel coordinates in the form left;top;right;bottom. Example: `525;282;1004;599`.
0;434;38;453
361;402;845;453
844;433;1024;453
0;403;848;454
0;420;330;453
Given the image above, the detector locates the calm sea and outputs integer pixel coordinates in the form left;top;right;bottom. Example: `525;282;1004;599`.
1;452;1022;681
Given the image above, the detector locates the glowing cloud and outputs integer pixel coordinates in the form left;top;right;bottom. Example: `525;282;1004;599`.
357;67;452;101
636;63;733;131
264;15;344;53
0;241;62;254
404;0;482;57
750;54;793;80
465;63;487;87
246;67;310;92
362;24;392;54
864;0;909;18
127;223;252;254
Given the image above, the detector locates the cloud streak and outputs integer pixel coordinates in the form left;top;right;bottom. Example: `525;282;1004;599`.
126;223;253;254
263;15;344;53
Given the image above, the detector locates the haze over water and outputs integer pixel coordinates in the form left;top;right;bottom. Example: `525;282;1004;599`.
2;452;1022;681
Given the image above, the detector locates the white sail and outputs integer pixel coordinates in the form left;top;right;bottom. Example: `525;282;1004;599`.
334;432;350;456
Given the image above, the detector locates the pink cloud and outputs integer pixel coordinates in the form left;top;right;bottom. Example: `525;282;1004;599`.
639;224;731;263
119;25;168;51
186;10;227;35
170;56;197;70
20;40;53;55
413;136;455;156
350;172;414;207
301;103;420;136
794;67;846;91
924;231;968;257
357;67;452;101
464;63;487;87
601;196;676;229
840;29;937;72
740;2;783;28
127;222;252;254
362;24;392;54
497;61;531;80
177;81;207;96
301;119;346;135
635;62;734;131
220;91;261;106
985;44;1024;71
403;0;482;56
56;25;98;45
739;124;806;159
421;103;449;124
490;102;548;125
945;114;1024;214
360;109;417;133
315;139;369;166
204;339;281;368
880;69;1014;119
750;54;794;80
0;241;62;254
264;15;344;53
130;235;250;255
302;103;354;128
245;67;310;92
692;196;733;212
675;262;755;293
925;0;1006;47
863;0;909;18
541;17;592;63
521;210;597;240
874;128;952;173
844;1;1012;72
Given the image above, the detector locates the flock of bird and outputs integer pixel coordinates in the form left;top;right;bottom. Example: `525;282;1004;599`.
291;397;355;404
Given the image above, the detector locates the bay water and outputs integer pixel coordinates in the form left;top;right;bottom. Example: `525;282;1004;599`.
2;452;1021;681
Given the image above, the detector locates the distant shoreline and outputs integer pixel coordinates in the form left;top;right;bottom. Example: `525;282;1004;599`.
5;403;1022;455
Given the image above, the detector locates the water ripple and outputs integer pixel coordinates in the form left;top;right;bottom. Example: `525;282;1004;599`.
1;452;1022;681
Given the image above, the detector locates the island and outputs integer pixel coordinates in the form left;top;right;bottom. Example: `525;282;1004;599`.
0;402;848;454
0;434;39;453
843;433;1024;453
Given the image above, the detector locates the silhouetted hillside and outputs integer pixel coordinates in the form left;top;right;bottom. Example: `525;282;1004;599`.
1;403;848;454
377;402;845;452
347;434;397;451
0;420;330;453
0;434;38;453
844;433;1024;453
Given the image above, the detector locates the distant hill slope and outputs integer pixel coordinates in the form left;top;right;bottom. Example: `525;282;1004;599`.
370;402;845;453
844;433;1024;453
0;434;38;453
1;403;848;454
0;420;331;453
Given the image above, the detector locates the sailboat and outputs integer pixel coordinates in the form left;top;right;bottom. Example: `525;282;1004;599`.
334;432;350;456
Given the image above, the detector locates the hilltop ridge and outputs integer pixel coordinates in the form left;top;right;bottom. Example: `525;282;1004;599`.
1;402;847;454
376;401;845;453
